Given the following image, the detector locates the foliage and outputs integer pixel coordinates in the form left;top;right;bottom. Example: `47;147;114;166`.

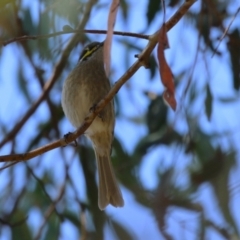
0;0;240;239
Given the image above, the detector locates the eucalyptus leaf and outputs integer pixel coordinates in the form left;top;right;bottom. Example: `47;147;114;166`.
146;0;161;25
205;83;213;121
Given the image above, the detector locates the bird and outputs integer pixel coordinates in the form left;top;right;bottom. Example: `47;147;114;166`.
61;41;124;210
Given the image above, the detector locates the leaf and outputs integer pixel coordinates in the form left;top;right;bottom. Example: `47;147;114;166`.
44;215;60;240
133;129;182;158
146;95;168;133
217;96;238;103
111;220;135;240
210;151;239;235
119;0;128;20
190;147;224;185
168;0;181;7
146;0;161;25
157;24;177;111
187;127;215;160
0;0;15;8
21;8;37;35
112;137;148;205
104;0;119;76
18;61;32;104
38;14;51;59
205;83;213;121
227;29;240;91
63;210;81;228
11;210;32;240
62;24;74;32
50;0;81;25
149;55;158;79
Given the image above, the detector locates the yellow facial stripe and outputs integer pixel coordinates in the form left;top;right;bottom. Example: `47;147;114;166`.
81;46;99;61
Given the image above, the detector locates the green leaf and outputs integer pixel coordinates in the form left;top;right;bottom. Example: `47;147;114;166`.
111;220;135;240
190;147;224;185
168;0;181;7
11;210;32;240
49;0;81;25
0;0;15;8
205;83;213;121
217;96;238;103
62;25;74;32
146;95;167;133
38;14;51;59
149;55;158;79
210;151;239;235
146;0;161;25
63;210;80;228
113;137;151;205
227;29;240;91
44;215;60;240
119;0;129;20
190;127;215;160
21;8;37;35
112;137;135;185
17;61;32;104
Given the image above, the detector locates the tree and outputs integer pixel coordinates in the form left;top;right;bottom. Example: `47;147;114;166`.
0;0;239;239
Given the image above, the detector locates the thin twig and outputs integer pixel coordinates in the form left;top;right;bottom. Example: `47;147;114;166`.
0;162;18;170
26;164;64;221
212;7;240;58
1;29;149;46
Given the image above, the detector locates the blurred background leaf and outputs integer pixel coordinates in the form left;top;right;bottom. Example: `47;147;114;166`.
0;0;240;240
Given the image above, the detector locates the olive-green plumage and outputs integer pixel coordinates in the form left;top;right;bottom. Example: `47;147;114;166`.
61;42;124;210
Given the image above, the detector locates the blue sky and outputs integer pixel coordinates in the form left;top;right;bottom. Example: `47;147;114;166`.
0;0;240;239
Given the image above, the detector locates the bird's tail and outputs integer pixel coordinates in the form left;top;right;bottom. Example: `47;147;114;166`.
95;152;124;210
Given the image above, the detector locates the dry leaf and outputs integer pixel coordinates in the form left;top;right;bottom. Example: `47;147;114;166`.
157;24;177;111
104;0;119;76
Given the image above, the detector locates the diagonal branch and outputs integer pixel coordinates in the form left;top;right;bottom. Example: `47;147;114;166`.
0;0;196;163
0;0;97;149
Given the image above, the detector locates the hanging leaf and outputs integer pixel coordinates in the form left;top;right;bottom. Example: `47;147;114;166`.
104;0;119;76
157;24;177;111
205;83;213;121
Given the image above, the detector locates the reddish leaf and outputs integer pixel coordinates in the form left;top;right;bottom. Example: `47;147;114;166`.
157;24;177;111
104;0;119;76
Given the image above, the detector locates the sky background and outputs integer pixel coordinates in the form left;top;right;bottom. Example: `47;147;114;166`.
0;0;240;239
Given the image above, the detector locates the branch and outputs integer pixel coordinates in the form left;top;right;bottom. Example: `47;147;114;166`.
212;7;240;57
0;0;97;149
0;0;196;163
1;29;149;46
